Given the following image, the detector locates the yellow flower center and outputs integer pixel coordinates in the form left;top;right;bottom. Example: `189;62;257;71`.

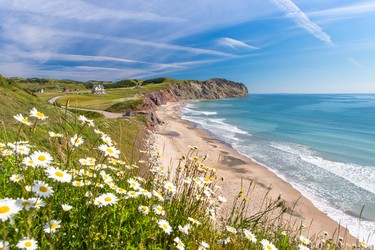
163;224;168;229
22;118;29;123
38;155;46;161
51;223;57;229
104;197;112;202
142;207;147;211
267;245;272;250
25;241;32;247
75;139;80;144
37;112;44;118
55;171;64;177
22;201;31;206
39;186;48;192
0;206;10;214
106;148;114;154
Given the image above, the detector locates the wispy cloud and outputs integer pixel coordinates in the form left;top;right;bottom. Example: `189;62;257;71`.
309;2;375;18
0;0;182;23
347;57;363;68
217;37;259;50
270;0;332;44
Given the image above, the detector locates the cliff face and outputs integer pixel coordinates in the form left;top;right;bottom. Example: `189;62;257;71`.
139;78;248;128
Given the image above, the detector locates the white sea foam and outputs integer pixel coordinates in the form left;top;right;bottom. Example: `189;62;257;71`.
270;142;375;195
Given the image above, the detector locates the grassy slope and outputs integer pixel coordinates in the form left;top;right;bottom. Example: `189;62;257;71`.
0;78;145;161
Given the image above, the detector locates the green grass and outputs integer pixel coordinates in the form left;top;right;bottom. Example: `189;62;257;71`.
105;98;144;112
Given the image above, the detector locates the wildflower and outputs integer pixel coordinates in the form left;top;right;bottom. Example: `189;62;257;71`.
61;204;73;211
178;224;191;235
72;180;84;187
158;219;172;234
217;195;227;203
30;151;53;167
78;115;94;127
198;241;209;250
127;178;140;190
226;225;237;234
127;190;140;198
244;229;257;242
22;157;36;168
183;177;192;184
10;174;23;182
174;237;185;250
360;241;367;247
12;144;30;155
138;206;150;215
30;198;45;209
298;244;310;250
70;134;84;147
0;240;9;250
101;135;113;145
200;177;212;184
153;205;166;216
0;198;22;222
2;149;13;156
164;181;176;194
139;188;152;198
188;217;202;225
116;187;127;194
14;114;31;126
95;193;118;207
100;171;113;183
45;167;72;183
43;220;61;233
299;235;311;245
152;190;164;201
16;198;34;211
260;239;277;250
32;181;54;198
218;237;231;245
98;144;120;158
16;238;38;250
49;131;63;137
30;107;48;120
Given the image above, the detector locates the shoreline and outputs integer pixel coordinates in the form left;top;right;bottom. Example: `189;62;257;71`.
153;101;357;244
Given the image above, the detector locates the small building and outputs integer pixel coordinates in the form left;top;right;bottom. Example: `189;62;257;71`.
92;84;105;94
135;85;141;89
35;88;44;93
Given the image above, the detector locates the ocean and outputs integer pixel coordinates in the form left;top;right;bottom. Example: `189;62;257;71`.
180;94;375;244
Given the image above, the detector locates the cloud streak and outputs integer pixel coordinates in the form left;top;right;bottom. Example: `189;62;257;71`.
309;2;375;17
217;37;259;50
271;0;332;44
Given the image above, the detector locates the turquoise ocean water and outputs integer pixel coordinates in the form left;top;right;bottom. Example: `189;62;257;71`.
181;94;375;244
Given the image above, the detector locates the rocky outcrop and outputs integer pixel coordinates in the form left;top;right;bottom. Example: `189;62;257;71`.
139;78;248;128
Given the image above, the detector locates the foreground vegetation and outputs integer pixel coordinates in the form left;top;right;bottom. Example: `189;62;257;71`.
1;107;370;250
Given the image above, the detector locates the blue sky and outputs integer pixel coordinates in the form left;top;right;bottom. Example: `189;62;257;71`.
1;0;375;93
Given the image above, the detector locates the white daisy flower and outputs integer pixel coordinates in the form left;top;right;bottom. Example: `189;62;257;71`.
49;131;63;138
16;198;34;211
218;195;227;203
11;144;30;155
226;225;237;234
101;135;113;145
14;114;31;126
22;157;36;168
299;235;311;245
0;240;9;250
198;241;209;250
43;220;61;233
178;224;191;235
138;205;150;215
30;151;53;167
78;115;94;127
260;239;277;250
30;197;45;209
139;188;152;198
158;219;172;234
2;149;13;156
95;193;118;207
298;244;310;250
174;237;185;250
30;107;48;120
32;181;54;198
61;204;73;211
153;205;166;216
244;229;257;242
70;134;84;147
127;178;140;190
152;190;164;202
188;217;201;226
10;174;23;182
45;167;72;183
0;198;22;222
98;144;120;158
16;238;38;250
164;181;176;194
127;190;140;198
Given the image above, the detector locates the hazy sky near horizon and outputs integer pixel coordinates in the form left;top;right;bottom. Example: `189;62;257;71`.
0;0;375;93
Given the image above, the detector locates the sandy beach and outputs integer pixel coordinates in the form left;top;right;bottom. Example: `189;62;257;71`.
153;102;356;244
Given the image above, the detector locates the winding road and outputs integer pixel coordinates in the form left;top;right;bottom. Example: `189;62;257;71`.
48;96;124;119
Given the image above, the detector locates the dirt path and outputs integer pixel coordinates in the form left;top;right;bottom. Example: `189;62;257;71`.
47;96;124;119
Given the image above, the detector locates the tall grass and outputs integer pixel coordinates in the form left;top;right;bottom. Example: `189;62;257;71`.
0;108;369;249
